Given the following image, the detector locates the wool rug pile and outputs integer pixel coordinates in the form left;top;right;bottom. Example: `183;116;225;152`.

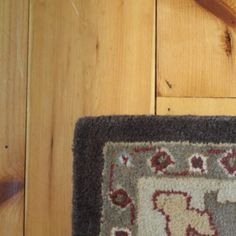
73;116;236;236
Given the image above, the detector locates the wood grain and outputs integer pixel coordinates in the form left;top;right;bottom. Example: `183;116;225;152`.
157;0;236;97
26;0;155;235
194;0;236;28
0;1;28;235
156;97;236;115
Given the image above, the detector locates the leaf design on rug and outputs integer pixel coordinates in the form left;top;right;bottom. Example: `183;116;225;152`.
189;154;208;174
109;188;136;225
118;153;133;167
111;227;131;236
218;149;236;176
109;189;131;208
149;147;174;173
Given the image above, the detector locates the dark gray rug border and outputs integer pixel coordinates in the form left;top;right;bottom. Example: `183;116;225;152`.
72;115;236;236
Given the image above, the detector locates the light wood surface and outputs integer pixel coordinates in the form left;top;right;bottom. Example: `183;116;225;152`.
156;97;236;115
0;1;28;235
2;0;236;235
26;0;155;235
194;0;236;28
157;0;236;97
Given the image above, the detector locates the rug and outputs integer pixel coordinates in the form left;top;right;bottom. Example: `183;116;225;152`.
73;116;236;236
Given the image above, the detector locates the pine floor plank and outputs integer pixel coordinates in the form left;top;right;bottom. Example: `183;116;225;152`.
156;97;236;115
0;1;28;235
157;0;236;97
26;0;155;235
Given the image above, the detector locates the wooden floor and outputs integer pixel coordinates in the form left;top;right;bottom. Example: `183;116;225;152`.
1;0;236;235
